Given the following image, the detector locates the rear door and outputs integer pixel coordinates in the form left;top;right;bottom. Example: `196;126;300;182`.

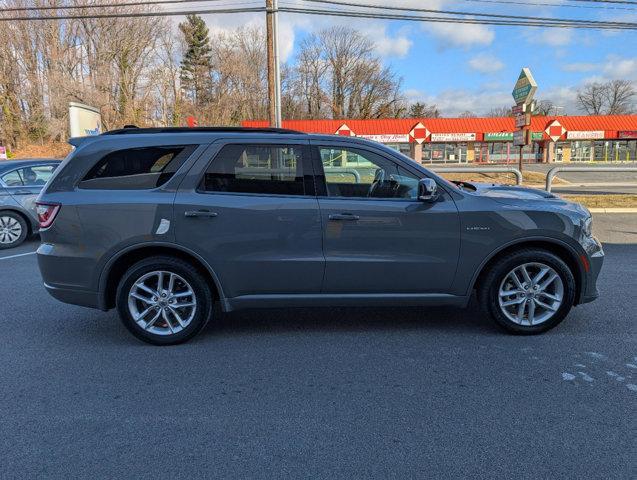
173;138;324;299
312;141;460;294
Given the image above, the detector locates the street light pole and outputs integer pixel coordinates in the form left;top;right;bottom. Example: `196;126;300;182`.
266;0;282;128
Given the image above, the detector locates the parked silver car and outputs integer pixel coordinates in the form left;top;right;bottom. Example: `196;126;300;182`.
0;159;60;248
36;127;603;345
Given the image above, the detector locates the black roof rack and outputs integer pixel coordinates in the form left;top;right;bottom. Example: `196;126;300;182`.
102;126;305;135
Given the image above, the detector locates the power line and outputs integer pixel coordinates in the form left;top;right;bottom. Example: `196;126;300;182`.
2;1;637;29
564;0;637;5
0;6;265;21
0;0;253;14
458;0;637;10
300;0;637;27
281;6;637;29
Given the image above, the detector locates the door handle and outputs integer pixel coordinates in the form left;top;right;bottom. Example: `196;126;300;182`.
184;210;218;218
329;213;360;221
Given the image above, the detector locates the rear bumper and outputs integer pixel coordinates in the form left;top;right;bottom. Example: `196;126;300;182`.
43;282;102;310
37;242;104;310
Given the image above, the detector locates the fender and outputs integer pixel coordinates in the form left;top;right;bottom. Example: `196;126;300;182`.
97;240;228;311
466;234;587;301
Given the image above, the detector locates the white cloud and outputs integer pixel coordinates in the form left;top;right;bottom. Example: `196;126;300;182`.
562;62;597;73
427;22;495;48
524;28;573;47
602;56;637;79
468;53;504;74
373;32;413;58
408;86;511;116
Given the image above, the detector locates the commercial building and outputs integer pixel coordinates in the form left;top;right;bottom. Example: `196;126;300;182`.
243;115;637;164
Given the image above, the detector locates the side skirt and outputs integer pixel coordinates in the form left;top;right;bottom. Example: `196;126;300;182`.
222;293;470;312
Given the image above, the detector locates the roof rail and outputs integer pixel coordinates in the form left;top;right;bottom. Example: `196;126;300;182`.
101;126;305;135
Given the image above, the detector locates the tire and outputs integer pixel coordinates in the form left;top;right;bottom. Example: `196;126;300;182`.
116;256;213;345
478;248;577;334
0;211;28;249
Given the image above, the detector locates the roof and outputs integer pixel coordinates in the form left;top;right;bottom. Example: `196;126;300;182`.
102;126;304;135
243;115;637;137
0;159;60;172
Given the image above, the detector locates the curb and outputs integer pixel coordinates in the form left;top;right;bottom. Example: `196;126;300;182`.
589;208;637;213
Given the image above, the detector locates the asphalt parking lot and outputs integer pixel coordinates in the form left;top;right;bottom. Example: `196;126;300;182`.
1;214;635;479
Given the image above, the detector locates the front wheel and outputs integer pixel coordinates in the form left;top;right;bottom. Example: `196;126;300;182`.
116;256;213;345
478;249;577;334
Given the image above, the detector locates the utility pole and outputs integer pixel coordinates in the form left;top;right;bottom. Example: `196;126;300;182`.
266;0;282;127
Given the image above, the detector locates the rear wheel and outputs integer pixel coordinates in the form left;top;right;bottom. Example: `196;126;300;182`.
0;212;28;249
116;256;213;345
478;249;577;334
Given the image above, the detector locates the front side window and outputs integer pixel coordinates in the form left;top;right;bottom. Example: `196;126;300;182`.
319;147;419;199
79;145;195;190
201;144;307;196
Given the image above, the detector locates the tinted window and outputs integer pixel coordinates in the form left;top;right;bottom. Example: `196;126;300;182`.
320;147;419;199
201;144;307;196
1;170;24;186
79;146;195;190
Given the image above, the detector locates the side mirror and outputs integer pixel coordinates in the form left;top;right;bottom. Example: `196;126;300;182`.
418;178;438;202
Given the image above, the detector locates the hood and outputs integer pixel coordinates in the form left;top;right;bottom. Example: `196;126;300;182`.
468;182;556;200
461;182;590;216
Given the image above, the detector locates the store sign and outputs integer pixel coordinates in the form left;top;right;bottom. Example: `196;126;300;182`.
360;134;410;143
566;130;604;140
619;131;637;139
484;132;543;141
0;146;7;160
430;132;476;142
512;67;538;106
69;102;102;137
513;130;529;146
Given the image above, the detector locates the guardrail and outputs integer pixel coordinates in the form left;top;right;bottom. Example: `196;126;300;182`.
545;166;637;192
431;166;523;186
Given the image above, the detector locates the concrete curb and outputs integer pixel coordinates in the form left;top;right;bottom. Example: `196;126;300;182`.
589;208;637;213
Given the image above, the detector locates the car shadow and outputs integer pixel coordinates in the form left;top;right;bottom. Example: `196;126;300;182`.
199;296;499;339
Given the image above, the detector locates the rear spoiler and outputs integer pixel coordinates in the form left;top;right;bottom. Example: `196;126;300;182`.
68;136;101;148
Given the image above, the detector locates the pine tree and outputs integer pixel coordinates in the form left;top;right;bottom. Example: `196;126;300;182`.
179;15;212;107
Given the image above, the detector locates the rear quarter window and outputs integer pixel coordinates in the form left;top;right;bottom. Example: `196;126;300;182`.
79;145;196;190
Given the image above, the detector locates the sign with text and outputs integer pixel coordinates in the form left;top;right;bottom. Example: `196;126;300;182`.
484;132;543;142
619;131;637;139
0;146;7;159
430;132;476;142
513;130;529;146
69;102;102;138
566;130;604;140
360;134;410;143
512;67;538;106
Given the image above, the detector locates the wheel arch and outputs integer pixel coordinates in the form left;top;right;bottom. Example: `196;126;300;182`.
99;243;227;311
471;238;586;305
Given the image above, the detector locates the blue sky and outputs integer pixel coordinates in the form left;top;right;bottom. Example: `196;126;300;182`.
198;0;637;116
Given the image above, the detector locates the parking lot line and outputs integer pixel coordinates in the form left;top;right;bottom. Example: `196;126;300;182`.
0;251;37;261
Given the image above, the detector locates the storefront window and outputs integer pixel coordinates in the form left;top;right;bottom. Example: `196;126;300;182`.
422;143;469;163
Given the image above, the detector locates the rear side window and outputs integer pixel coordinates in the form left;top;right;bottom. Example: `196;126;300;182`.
79;145;195;190
200;144;307;196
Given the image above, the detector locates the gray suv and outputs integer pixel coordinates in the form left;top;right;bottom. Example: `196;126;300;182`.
36;127;603;345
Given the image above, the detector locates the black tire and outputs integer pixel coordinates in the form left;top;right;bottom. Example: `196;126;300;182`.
478;248;577;334
0;211;28;249
116;256;213;345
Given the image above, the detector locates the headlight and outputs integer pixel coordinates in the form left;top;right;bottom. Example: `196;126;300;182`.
581;216;593;237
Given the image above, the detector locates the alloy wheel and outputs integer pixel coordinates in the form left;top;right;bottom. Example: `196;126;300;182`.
127;270;197;336
498;262;564;326
0;215;23;245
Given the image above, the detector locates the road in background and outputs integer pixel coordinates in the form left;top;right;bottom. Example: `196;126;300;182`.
526;163;637;195
1;214;635;478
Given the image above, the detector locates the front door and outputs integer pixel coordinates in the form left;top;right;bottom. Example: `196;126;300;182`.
173;139;324;299
313;142;460;294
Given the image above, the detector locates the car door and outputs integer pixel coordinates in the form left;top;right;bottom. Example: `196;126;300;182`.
0;164;57;221
312;141;461;294
173;138;324;299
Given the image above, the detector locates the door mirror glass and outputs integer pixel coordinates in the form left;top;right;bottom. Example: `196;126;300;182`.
418;178;438;202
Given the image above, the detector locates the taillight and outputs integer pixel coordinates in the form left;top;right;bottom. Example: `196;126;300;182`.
36;202;61;229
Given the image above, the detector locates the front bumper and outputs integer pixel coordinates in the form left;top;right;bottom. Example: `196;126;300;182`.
578;236;604;305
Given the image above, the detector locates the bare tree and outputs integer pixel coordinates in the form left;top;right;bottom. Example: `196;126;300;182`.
577;80;635;115
459;110;477;118
405;102;441;118
486;106;511;117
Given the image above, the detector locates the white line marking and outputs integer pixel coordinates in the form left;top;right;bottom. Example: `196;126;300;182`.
0;251;36;261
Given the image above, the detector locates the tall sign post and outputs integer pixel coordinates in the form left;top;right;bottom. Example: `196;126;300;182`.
511;67;538;174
